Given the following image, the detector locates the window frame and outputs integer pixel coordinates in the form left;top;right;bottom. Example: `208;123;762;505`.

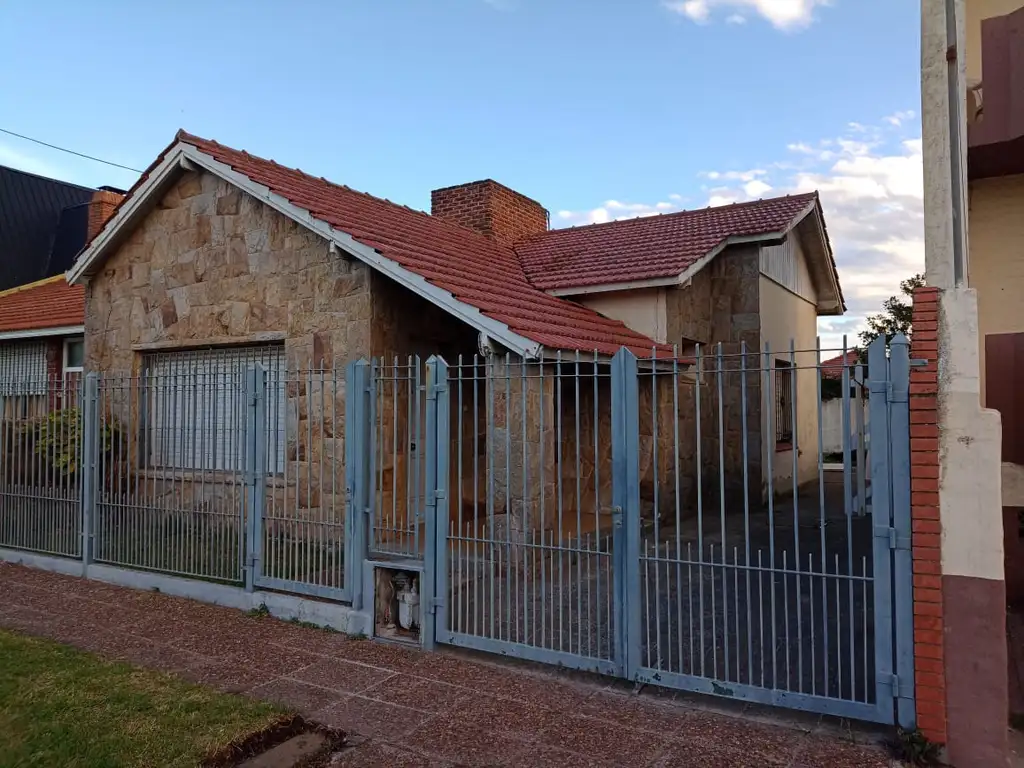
142;344;286;474
774;358;795;451
62;337;85;376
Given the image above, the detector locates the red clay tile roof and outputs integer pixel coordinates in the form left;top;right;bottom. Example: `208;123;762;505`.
0;276;84;333
174;132;674;357
820;350;861;379
517;194;819;291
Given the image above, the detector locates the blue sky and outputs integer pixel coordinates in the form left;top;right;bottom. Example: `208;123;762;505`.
0;1;923;345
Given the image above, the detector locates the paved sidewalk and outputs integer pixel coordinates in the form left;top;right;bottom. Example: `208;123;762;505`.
0;563;896;767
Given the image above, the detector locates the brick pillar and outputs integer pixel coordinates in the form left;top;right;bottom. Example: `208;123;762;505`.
44;338;62;411
909;285;946;744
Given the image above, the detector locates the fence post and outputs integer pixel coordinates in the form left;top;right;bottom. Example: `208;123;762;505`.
868;335;897;723
611;347;641;679
80;373;99;566
888;333;917;728
423;356;449;650
244;364;267;593
345;360;371;611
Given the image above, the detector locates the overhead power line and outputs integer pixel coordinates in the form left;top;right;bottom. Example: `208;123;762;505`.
0;127;143;174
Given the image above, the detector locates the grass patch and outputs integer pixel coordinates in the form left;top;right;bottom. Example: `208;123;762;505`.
0;630;290;768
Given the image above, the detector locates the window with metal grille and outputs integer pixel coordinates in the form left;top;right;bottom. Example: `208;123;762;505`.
0;341;47;396
775;359;794;448
144;345;285;472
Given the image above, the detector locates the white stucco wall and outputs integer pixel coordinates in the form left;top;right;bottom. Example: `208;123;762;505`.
922;0;1004;581
758;276;820;491
578;287;668;345
968;175;1024;404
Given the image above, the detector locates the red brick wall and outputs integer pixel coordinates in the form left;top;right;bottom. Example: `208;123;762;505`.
431;180;548;245
88;189;124;241
910;285;946;744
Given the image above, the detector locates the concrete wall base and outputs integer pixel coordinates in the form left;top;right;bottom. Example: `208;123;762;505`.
0;548;356;634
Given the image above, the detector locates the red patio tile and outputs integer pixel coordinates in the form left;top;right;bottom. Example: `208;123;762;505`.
654;742;780;767
402;715;537;767
313;695;434;740
331;740;453;767
359;675;472;713
672;710;805;765
290;658;397;694
575;689;693;735
537;715;670;766
247;677;346;714
790;736;893;767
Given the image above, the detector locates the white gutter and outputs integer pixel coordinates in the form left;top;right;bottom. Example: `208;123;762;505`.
0;325;84;341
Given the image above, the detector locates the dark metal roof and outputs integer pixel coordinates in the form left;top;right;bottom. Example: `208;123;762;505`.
0;165;95;290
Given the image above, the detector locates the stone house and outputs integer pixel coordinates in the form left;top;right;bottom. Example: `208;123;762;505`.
66;131;843;548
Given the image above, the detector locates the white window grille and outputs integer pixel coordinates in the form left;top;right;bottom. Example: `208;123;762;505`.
145;345;285;472
0;341;47;396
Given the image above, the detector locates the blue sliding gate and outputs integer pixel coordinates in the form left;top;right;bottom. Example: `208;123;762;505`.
350;334;916;727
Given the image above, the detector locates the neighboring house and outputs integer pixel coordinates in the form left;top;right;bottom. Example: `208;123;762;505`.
818;350;866;456
66;130;843;526
0;164;123;291
0;163;122;413
0;276;84;415
965;0;1024;605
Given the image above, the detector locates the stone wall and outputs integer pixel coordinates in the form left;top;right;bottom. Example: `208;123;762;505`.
84;170;372;372
368;273;482;549
83;170;375;551
661;244;763;515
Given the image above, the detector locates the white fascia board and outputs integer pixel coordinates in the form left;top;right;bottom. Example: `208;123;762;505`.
67;141;541;359
546;275;681;297
0;325;84;341
67;147;187;285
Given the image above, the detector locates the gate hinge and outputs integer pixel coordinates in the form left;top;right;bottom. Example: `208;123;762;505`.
427;597;443;615
435;488;446;500
890;673;900;698
875;526;911;551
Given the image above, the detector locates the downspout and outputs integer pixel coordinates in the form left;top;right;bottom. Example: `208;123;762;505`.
946;0;968;286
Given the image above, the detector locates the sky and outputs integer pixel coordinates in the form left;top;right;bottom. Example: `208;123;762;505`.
0;0;923;349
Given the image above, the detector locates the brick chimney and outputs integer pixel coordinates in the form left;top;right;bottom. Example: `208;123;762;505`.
88;186;125;240
431;179;548;245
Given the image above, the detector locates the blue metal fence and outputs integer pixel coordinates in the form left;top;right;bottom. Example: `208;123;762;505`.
356;335;915;727
0;334;914;727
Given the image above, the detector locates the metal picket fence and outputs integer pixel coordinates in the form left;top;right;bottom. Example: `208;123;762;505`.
0;335;914;728
388;335;915;727
0;376;82;558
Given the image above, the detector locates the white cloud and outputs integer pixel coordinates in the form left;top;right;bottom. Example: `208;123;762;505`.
743;179;773;197
662;0;829;30
884;109;916;127
552;114;924;349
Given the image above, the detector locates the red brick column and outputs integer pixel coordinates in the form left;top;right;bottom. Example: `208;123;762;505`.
44;338;62;411
909;285;946;744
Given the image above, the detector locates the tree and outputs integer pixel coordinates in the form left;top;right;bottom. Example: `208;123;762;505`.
858;273;925;349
